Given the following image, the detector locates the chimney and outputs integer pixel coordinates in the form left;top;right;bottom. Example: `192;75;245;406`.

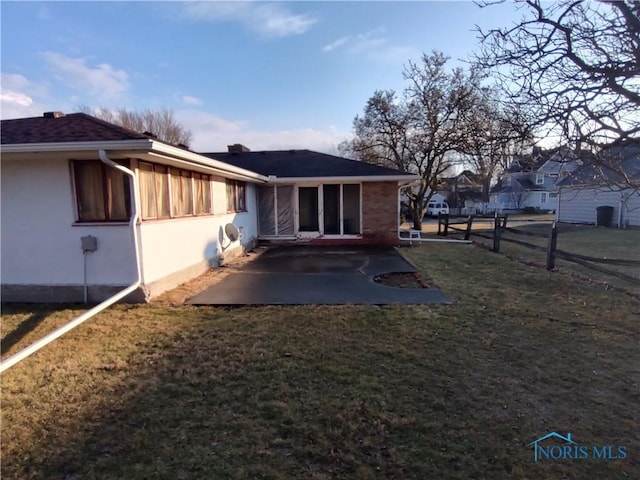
43;111;65;118
228;144;251;153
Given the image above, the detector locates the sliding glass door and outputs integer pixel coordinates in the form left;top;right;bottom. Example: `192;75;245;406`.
321;184;361;235
298;186;319;232
260;184;361;238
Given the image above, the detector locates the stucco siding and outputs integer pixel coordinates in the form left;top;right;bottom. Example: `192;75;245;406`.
1;159;259;302
138;183;258;286
558;187;640;226
1;158;136;286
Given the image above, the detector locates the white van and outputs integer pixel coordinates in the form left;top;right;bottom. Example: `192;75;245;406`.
426;201;449;217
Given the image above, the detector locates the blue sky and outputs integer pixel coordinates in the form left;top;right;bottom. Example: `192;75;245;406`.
1;1;524;153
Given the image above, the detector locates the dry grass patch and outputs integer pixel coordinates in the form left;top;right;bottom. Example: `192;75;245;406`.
152;246;269;305
470;223;640;294
2;243;639;479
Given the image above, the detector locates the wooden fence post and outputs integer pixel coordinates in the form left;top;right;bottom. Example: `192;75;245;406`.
492;215;501;252
443;214;449;236
546;221;558;270
464;215;474;240
502;214;508;230
437;214;442;236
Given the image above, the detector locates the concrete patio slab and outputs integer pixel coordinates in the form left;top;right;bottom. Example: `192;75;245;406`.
188;246;449;305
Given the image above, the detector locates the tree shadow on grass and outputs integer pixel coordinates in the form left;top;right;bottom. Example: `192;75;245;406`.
2;300;639;480
1;309;52;356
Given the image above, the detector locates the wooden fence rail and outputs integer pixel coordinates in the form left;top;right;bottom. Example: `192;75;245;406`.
438;212;640;285
482;218;640;285
436;213;639;285
437;214;475;240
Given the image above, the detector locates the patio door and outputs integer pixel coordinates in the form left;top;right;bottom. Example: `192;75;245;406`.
323;183;362;235
298;186;320;236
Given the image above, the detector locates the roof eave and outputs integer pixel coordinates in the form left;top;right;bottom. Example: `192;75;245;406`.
267;174;419;183
0;140;269;183
149;142;268;182
0;139;153;153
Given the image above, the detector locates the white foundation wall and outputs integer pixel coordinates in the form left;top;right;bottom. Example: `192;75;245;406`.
1;158;136;286
138;183;258;290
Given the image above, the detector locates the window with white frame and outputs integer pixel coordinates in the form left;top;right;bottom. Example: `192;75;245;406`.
322;184;361;235
139;162;212;220
73;160;131;222
226;180;247;212
193;173;212;215
536;173;545;185
540;192;548;203
170;168;194;216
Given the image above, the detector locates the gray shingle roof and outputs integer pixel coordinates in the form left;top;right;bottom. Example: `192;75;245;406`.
556;143;640;186
203;150;412;178
2;113;416;180
1;113;149;144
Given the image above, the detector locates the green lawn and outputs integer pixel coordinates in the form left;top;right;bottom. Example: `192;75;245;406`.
2;244;639;479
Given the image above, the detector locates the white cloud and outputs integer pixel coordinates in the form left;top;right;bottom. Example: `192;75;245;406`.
182;95;203;106
323;36;350;53
176;109;350;154
43;52;129;101
347;30;388;55
183;2;316;37
322;28;418;64
0;90;33;107
0;73;49;119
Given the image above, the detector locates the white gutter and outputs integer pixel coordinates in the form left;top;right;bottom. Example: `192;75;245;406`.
0;139;153;154
144;152;265;183
1;139;268;183
150;142;268;182
269;175;419;184
396;182;472;244
0;150;142;374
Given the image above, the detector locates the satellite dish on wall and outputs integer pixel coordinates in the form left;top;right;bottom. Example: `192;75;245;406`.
225;223;240;242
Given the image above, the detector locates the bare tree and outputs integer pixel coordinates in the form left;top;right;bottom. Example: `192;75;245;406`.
77;106;192;147
509;182;528;211
474;0;640;190
462;88;534;201
340;52;480;230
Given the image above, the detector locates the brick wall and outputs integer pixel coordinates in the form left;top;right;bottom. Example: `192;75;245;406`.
362;181;399;244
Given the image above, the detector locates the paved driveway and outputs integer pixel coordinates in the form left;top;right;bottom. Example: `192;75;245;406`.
188;246;449;305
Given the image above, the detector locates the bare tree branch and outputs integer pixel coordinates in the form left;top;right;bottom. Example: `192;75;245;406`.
340;52;482;229
474;0;640;191
76;105;192;147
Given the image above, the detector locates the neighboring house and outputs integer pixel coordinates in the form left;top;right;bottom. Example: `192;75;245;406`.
556;143;640;227
1;112;417;303
438;170;486;214
489;148;581;213
453;189;487;215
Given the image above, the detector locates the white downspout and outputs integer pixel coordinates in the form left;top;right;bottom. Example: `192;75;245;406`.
396;182;471;244
0;150;142;374
556;186;562;221
618;192;624;228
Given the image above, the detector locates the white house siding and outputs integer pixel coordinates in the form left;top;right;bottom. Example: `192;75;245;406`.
138;183;258;298
1;158;136;301
1;159;259;302
491;191;551;212
558;187;640;227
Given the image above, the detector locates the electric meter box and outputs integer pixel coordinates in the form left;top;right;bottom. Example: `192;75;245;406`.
81;235;98;253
